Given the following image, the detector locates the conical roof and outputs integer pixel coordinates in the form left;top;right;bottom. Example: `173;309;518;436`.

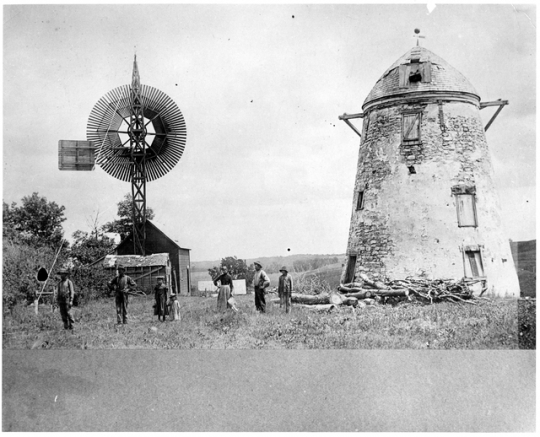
363;46;480;110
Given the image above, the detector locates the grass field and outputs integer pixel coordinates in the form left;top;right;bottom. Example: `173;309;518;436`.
3;293;525;350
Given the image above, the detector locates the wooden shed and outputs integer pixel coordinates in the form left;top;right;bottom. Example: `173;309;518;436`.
102;253;171;294
114;220;192;296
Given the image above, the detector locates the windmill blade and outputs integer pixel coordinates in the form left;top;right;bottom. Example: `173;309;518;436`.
86;84;187;182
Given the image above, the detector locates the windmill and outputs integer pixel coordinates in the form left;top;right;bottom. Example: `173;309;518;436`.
59;56;187;255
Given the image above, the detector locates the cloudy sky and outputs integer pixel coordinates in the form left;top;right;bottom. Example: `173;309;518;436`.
3;3;536;261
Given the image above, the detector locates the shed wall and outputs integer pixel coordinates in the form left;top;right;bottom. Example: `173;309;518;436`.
105;265;168;294
115;223;191;295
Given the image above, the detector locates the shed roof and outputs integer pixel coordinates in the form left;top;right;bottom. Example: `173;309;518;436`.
103;253;170;268
148;220;191;250
114;220;190;253
363;46;480;109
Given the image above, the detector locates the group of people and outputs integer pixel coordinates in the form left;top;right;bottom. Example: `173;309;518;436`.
107;266;181;325
213;261;294;314
54;265;181;330
54;260;294;330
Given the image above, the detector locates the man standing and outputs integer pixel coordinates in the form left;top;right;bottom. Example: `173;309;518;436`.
253;261;270;313
108;265;136;325
277;266;293;314
57;269;75;330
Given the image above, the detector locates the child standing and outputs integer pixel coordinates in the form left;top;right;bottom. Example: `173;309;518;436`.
169;293;181;321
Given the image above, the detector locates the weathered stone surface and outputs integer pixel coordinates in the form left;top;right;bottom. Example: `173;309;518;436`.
342;46;520;297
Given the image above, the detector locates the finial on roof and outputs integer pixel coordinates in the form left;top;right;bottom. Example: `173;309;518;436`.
414;28;425;46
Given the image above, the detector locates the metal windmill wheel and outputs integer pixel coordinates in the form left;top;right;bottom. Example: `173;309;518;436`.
59;56;187;255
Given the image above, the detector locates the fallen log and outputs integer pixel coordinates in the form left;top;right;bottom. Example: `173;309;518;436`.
373;289;409;297
359;273;389;290
343;290;373;299
291;293;329;305
338;284;362;293
298;304;338;312
329;292;344;305
342;297;358;307
341;281;364;289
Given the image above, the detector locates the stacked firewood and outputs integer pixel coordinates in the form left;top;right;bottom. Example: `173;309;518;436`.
336;273;488;305
279;273;488;311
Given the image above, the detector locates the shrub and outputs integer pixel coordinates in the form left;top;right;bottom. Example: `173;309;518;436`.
294;273;333;295
70;265;113;304
2;238;67;306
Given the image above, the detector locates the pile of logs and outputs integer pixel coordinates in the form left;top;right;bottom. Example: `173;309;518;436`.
337;273;487;305
283;273;488;310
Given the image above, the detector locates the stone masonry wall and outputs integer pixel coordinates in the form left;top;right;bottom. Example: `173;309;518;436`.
344;99;519;296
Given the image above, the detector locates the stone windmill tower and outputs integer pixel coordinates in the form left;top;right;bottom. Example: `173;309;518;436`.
339;37;519;297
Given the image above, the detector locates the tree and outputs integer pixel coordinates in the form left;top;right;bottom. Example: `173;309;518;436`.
3;193;70;308
70;230;115;266
102;193;155;241
68;222;117;304
3;193;66;248
208;256;255;285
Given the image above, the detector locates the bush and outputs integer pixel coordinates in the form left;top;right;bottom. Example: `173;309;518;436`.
2;238;67;306
294;273;333;295
70;265;113;304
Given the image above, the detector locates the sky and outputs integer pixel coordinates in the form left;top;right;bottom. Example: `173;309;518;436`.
3;3;536;262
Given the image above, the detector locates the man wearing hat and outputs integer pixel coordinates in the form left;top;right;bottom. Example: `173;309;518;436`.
108;265;136;324
278;266;294;314
57;269;75;330
253;261;270;313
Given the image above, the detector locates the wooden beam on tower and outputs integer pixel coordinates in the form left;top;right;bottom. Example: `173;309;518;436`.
480;99;509;132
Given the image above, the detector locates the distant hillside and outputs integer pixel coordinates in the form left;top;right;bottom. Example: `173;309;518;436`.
191;253;346;272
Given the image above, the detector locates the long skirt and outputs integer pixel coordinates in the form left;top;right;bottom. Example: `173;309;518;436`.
155;292;169;317
217;285;231;313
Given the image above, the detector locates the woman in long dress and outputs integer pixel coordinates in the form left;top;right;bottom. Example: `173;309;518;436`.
154;276;169;322
213;266;234;313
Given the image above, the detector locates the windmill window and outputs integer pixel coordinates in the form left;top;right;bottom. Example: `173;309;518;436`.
409;63;422;83
356;190;365;211
455;194;478;227
464;250;484;278
398;61;432;86
402;113;421;144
